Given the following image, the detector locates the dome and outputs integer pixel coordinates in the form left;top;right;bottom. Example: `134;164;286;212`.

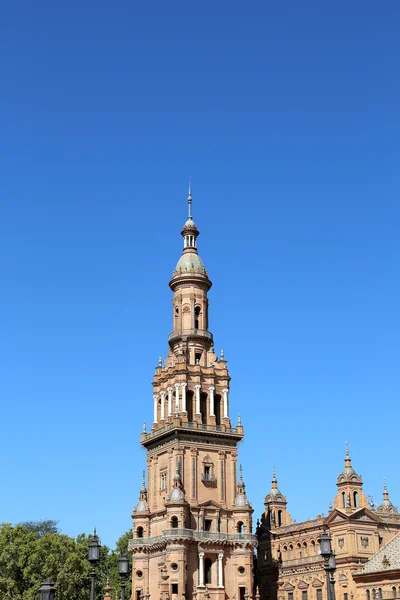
235;494;247;507
173;252;207;277
135;500;148;512
183;217;197;230
170;488;185;501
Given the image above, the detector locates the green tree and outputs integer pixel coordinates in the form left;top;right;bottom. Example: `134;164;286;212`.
18;520;59;537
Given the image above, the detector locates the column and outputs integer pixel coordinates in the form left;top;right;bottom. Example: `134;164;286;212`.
167;387;173;417
175;383;180;413
195;384;201;414
181;383;187;412
223;388;229;418
153;394;158;424
209;386;215;416
198;552;205;587
160;391;165;420
217;553;224;588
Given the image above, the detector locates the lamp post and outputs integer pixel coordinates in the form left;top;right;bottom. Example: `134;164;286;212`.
119;554;130;600
88;529;101;600
320;531;336;600
39;580;56;600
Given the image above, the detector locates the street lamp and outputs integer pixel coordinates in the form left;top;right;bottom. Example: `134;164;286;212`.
119;554;130;600
319;531;336;600
39;580;56;600
88;529;101;600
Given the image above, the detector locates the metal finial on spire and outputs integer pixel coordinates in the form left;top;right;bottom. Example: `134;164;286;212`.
142;470;146;487
272;465;277;481
345;440;349;457
220;348;224;360
143;421;147;433
239;464;243;482
384;477;388;493
187;178;192;219
237;413;241;425
158;356;162;367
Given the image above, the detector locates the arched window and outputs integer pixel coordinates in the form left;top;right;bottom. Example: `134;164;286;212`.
171;516;178;529
137;526;144;538
342;492;346;508
214;394;221;425
237;521;244;534
200;392;207;423
289;544;294;559
186;390;194;422
378;589;382;600
194;305;201;330
366;590;370;600
302;541;308;556
278;510;283;526
205;557;212;584
392;588;396;599
354;491;358;508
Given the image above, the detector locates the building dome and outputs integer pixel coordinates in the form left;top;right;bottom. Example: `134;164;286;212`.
235;494;247;507
173;252;207;277
182;217;197;230
170;488;185;501
135;500;148;512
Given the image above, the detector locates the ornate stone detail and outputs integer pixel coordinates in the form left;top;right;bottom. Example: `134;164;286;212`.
338;537;345;548
361;536;369;548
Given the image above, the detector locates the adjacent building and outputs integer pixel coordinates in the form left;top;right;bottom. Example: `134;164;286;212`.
257;447;400;600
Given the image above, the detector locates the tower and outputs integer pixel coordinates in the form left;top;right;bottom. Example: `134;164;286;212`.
333;442;368;512
130;187;257;600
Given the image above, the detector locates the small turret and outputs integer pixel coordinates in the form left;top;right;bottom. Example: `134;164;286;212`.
263;466;291;527
377;478;399;515
333;442;368;512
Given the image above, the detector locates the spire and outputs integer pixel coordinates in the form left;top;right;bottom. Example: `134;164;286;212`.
342;440;355;475
188;178;192;219
103;578;111;600
383;477;389;499
272;465;278;489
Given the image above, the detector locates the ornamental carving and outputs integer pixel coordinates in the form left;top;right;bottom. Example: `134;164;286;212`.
360;536;369;548
338;537;345;548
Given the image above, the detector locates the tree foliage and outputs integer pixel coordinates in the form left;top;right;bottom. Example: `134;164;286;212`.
0;520;132;600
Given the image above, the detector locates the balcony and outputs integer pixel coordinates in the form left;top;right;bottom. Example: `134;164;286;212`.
168;329;214;344
128;528;257;549
201;473;217;485
143;421;242;443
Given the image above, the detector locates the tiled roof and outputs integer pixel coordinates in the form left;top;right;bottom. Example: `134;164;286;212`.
355;533;400;574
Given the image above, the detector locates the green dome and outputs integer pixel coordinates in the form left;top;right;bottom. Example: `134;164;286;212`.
173;252;207;277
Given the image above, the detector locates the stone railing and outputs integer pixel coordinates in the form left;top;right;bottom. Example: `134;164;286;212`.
128;528;257;549
168;329;214;343
144;421;241;442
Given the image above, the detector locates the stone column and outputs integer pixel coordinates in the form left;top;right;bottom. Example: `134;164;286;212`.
198;552;205;587
160;391;165;421
209;386;215;416
195;384;201;414
223;388;229;418
181;383;187;412
167;387;173;417
175;383;180;413
153;394;158;424
217;552;224;588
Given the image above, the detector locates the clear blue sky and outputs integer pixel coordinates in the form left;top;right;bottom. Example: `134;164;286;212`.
0;1;399;548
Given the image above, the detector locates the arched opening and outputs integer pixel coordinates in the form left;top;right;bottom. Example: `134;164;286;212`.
186;390;194;422
158;398;162;421
310;540;316;553
200;392;207;423
354;491;358;508
378;590;382;600
302;541;308;556
392;588;396;599
296;542;301;558
289;544;294;559
171;516;178;529
137;526;143;538
194;305;201;330
237;521;244;534
205;557;212;584
214;394;221;425
342;492;346;508
278;510;283;526
174;306;179;328
366;591;370;600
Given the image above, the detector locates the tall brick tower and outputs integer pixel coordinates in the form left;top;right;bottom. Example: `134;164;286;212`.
129;186;257;600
